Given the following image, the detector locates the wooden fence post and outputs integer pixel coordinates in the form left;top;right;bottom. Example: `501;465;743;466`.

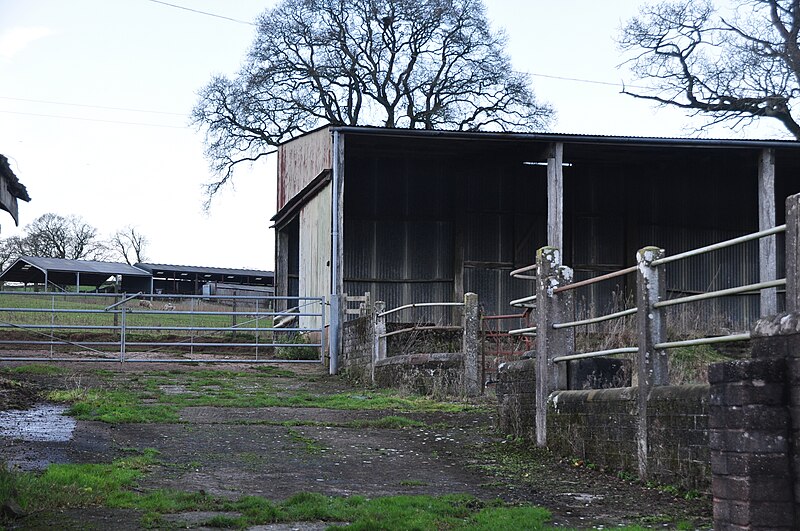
786;193;800;312
372;301;386;384
535;246;574;447
462;292;480;397
636;246;668;480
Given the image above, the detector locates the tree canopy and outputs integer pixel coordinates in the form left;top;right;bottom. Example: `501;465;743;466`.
0;214;149;270
193;0;553;198
619;0;800;138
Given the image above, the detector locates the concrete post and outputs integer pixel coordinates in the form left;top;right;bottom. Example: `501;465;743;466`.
636;246;668;480
372;301;386;384
462;292;480;397
534;246;574;447
786;194;800;313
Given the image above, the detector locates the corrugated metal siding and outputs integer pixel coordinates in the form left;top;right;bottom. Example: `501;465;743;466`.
299;184;331;328
277;128;332;210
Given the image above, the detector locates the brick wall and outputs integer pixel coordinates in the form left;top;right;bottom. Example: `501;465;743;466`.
709;357;795;529
546;387;639;475
496;357;712;491
341;315;373;384
648;385;710;491
494;358;537;439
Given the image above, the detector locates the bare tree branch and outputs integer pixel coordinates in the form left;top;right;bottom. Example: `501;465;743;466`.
619;0;800;138
193;0;553;203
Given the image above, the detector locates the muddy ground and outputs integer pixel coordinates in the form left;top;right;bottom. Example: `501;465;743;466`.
0;360;711;530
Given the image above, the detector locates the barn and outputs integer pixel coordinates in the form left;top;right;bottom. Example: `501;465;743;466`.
272;125;800;353
0;257;274;295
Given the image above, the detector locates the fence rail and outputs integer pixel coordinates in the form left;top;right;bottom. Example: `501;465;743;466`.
0;291;326;364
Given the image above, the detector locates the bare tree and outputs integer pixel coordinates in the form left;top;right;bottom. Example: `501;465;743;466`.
619;0;800;138
110;226;149;265
193;0;553;199
11;213;107;260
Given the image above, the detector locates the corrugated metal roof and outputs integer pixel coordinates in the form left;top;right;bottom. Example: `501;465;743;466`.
135;263;274;278
13;256;150;276
329;125;800;149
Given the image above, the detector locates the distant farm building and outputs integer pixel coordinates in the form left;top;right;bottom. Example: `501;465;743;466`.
134;263;274;295
0;257;274;295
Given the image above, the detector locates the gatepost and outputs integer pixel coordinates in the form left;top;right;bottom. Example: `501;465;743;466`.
535;246;574;447
462;292;480;397
635;246;668;480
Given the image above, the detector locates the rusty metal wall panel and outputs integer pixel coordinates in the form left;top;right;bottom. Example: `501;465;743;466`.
277;128;332;210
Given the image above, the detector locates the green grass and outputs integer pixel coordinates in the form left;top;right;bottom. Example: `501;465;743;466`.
43;368;476;424
286;427;326;454
0;363;67;376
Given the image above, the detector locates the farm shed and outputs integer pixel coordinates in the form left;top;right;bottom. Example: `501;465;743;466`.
133;263;274;295
272;125;800;354
0;256;151;292
0;154;31;226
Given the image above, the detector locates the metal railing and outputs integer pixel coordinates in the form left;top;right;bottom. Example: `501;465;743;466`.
0;291;326;364
376;301;465;340
511;223;788;366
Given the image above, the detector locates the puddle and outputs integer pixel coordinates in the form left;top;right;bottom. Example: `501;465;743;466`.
0;404;76;442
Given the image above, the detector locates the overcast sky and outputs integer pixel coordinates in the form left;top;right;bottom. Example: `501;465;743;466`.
0;0;789;271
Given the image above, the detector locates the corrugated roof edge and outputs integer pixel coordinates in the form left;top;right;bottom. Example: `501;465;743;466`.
135;263;274;277
326;125;800;149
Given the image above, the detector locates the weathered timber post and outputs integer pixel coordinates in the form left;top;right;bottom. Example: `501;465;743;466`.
636;246;668;480
759;148;778;316
462;292;480;397
372;301;386;384
535;246;574;447
786;194;800;313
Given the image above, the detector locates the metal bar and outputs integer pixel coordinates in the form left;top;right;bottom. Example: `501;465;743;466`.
509;325;538;335
654;333;751;350
553;347;639;363
105;292;143;310
481;313;527;320
553;265;638;294
653;279;786;309
378;301;464;318
0;357;324;363
509;295;537;306
651;225;787;266
552;307;637;329
123;358;322;364
509;264;536;277
379;325;462;339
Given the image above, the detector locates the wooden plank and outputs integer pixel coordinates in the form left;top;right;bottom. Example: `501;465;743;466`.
758;148;777;316
547;143;564;251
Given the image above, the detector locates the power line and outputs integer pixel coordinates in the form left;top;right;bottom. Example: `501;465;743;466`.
0;110;187;129
145;0;257;26
527;72;650;91
0;95;187;116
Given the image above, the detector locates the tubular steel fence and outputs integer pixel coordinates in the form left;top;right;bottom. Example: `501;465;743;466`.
0;291;325;364
507;192;800;458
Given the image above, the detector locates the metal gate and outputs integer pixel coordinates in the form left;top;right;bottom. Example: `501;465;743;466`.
480;310;533;388
0;291;325;363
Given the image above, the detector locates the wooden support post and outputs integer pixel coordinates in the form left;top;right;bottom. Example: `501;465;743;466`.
759;148;777;316
462;292;480;397
372;301;386;384
786;194;800;312
636;246;668;481
547;143;564;251
534;246;573;447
